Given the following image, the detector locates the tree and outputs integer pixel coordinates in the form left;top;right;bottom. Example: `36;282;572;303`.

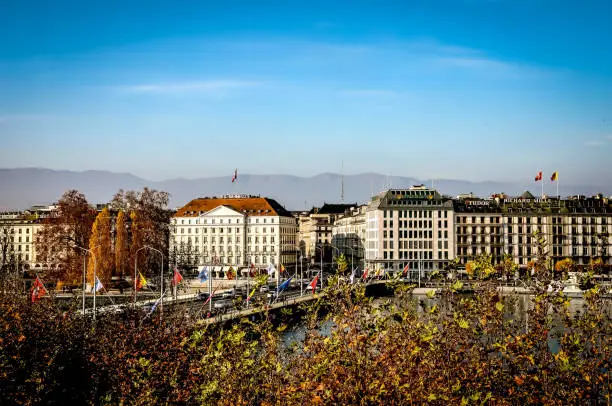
35;190;96;283
114;211;128;278
113;188;171;277
86;208;113;287
335;253;348;275
0;222;12;278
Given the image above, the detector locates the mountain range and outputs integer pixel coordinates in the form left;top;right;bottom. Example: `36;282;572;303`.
1;168;610;212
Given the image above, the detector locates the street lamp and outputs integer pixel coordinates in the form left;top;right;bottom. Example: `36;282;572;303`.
134;245;164;317
73;244;99;317
313;245;323;291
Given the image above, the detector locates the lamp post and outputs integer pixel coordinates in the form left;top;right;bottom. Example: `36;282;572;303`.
134;245;164;317
73;245;98;317
313;245;323;291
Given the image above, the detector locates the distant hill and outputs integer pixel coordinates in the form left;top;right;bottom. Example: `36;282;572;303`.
0;168;609;211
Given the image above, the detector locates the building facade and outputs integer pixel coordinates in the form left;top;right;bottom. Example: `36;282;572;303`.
453;193;612;269
364;186;455;273
170;195;298;271
331;205;367;269
297;203;357;264
0;205;56;272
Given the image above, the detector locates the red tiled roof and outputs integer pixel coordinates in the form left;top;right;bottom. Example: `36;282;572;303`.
174;197;291;217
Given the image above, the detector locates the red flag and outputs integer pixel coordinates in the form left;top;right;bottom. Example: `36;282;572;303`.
172;268;183;286
402;263;409;276
249;263;256;277
535;171;542;182
231;168;238;183
362;268;369;279
31;276;48;303
309;275;319;294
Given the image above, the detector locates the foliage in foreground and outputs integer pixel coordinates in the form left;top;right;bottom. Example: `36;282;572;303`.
1;256;611;405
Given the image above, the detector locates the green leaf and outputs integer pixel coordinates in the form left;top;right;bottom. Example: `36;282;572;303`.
426;289;435;298
451;280;463;292
495;301;504;312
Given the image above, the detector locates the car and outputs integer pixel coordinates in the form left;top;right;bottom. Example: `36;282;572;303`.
221;289;236;299
213;300;233;312
259;285;269;293
196;292;211;301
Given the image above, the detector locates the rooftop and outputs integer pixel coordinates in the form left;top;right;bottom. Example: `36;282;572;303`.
174;196;292;218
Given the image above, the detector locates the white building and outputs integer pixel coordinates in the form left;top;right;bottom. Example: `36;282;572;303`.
0;206;54;272
170;195;298;273
331;205;367;269
365;186;455;274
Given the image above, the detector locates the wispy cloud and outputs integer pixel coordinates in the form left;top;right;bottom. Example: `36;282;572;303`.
120;80;262;94
585;135;612;147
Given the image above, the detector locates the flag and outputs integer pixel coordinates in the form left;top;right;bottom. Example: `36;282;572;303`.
249;263;256;277
198;266;209;283
147;295;163;315
362;268;369;280
226;266;235;280
350;268;356;284
535;171;543;182
136;272;147;291
280;263;286;274
172;268;183;286
278;277;292;292
94;276;104;292
231;168;238;183
31;276;48;302
267;264;276;277
551;171;558;182
309;275;319;294
402;263;410;276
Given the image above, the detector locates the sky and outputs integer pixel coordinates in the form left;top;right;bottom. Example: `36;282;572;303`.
1;0;611;186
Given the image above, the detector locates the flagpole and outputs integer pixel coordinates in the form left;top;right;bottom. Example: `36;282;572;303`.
93;259;97;322
557;173;559;198
541;169;544;198
209;264;213;314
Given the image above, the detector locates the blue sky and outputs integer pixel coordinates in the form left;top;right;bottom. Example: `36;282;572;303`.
1;0;611;186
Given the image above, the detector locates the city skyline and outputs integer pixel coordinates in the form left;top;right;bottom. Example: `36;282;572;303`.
1;1;611;184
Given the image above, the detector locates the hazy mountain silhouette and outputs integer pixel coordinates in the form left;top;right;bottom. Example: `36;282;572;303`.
0;168;609;211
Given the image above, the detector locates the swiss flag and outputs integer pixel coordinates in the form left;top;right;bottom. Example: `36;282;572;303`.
31;276;47;303
535;171;543;182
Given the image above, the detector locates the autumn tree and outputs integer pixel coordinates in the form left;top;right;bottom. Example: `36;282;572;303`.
0;222;12;277
112;188;171;278
86;208;113;287
114;210;128;278
335;253;348;275
35;190;96;283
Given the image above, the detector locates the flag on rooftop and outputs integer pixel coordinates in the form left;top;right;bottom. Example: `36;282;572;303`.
535;171;543;182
